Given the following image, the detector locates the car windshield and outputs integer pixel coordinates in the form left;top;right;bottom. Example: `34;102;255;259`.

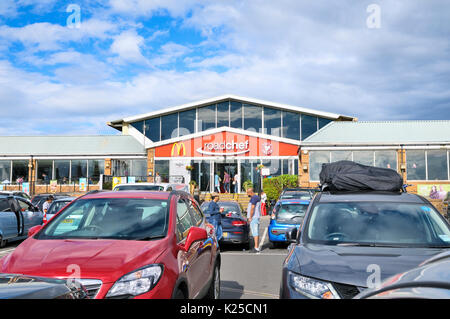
201;202;241;216
114;185;164;191
280;192;312;200
305;202;450;247
276;203;308;224
38;198;169;240
47;200;72;215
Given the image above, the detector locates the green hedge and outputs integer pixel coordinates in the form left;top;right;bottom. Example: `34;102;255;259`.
263;174;298;202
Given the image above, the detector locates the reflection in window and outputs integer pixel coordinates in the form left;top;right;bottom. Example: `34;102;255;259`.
217;102;229;128
37;160;52;183
145;117;160;142
54;160;70;182
12;160;28;183
374;151;397;170
88;160;104;183
240;160;261;193
301;114;318;140
178;109;196;136
161;113;179;140
353;151;374;166
407;150;426;180
130;121;144;134
155;160;169;182
230;101;243;129
427;150;448;180
198;104;216;132
0;160;11;182
71;160;87;181
262;159;281;176
318;118;333;129
131;159;147;178
309;151;330;181
264;107;281;137
330;151;352;162
282;111;300;140
244;104;262;133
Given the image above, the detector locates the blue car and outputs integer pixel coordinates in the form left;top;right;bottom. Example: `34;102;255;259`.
268;199;309;247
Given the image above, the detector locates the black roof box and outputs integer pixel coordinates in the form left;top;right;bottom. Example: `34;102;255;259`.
319;161;404;192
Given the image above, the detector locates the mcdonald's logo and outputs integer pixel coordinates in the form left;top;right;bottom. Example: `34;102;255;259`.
171;142;186;156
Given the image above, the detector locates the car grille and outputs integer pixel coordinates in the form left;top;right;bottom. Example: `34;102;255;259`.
332;282;363;299
77;279;102;299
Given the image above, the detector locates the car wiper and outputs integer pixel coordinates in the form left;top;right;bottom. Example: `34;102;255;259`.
135;235;166;241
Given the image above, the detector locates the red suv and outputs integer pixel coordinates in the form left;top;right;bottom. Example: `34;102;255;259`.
0;191;221;299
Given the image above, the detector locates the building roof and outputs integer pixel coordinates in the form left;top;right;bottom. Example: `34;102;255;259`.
0;135;146;157
302;121;450;146
107;94;356;129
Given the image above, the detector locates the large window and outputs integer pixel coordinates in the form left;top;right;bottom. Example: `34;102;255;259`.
375;151;397;170
427;150;448;181
282;111;300;140
230;101;243;129
217;102;229;128
264;107;281;137
145;117;160;142
198;104;216;132
261;159;281;176
130;121;144;134
54;160;70;182
178;109;196;136
71;160;87;181
12;160;28;183
243;104;262;133
131;159;147;178
155;160;169;182
0;160;11;183
88;160;105;183
407;150;426;180
161;113;178;140
318;118;332;129
353;151;374;166
301;114;318;140
309;151;330;181
37;160;52;183
240;160;261;192
330;151;352;162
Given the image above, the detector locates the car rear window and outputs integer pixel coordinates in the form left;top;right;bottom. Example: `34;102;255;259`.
114;185;164;191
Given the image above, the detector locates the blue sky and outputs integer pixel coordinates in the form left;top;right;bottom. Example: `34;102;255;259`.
0;0;449;135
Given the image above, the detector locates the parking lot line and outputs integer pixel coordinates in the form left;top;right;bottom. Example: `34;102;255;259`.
221;286;279;299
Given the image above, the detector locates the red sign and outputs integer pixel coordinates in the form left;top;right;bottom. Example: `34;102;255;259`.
154;131;298;157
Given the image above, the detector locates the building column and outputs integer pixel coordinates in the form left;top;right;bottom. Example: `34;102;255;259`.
147;148;155;182
299;149;310;187
104;158;112;176
397;149;407;182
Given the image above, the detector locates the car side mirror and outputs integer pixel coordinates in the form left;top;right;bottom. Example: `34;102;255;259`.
28;225;43;237
182;227;208;251
285;227;298;243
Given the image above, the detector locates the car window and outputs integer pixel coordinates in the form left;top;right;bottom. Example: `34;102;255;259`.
0;199;11;212
39;198;169;240
275;203;308;224
188;200;204;226
114;185;164;191
306;202;450;247
18;199;31;211
47;201;71;215
176;198;195;241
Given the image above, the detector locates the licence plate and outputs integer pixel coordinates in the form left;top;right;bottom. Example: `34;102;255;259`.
223;232;228;238
62;219;73;223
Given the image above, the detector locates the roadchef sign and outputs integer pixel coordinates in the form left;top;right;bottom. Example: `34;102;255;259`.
197;140;250;155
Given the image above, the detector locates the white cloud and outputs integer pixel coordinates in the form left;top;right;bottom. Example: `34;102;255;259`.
110;29;146;63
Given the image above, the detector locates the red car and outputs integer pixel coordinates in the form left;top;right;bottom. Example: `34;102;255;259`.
0;190;221;299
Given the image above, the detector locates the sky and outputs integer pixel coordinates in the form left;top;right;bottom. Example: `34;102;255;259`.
0;0;449;136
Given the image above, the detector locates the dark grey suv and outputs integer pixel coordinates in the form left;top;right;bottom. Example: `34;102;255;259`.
280;191;450;299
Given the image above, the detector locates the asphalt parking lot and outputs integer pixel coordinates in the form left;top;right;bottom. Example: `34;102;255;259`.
0;215;288;299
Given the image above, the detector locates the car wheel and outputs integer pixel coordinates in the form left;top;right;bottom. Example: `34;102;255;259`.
173;288;186;299
205;262;220;299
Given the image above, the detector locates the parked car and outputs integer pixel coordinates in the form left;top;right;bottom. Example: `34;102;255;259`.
279;188;317;200
355;251;450;299
113;183;189;193
0;274;87;299
0;191;32;201
268;199;309;247
45;197;76;222
31;193;72;212
0;190;221;299
0;195;43;247
280;191;450;299
201;201;250;249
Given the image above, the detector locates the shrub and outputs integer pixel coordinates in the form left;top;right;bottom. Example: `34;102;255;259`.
242;180;253;191
263;174;298;202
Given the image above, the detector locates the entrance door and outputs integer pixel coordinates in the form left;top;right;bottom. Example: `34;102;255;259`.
214;161;238;193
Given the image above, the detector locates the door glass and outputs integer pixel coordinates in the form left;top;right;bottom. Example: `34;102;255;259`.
177;199;195;240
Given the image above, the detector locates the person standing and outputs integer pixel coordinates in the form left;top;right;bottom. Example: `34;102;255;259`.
42;195;54;214
223;171;230;193
246;188;261;253
214;172;221;193
155;172;162;184
260;191;267;216
232;173;239;193
207;194;224;241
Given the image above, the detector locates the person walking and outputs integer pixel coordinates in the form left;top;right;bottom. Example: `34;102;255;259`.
207;193;224;241
223;171;230;193
246;188;262;254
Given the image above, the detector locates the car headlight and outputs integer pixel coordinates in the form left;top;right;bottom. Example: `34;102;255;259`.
106;264;163;298
289;272;340;299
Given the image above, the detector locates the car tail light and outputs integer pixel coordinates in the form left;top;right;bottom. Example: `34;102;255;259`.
232;221;246;226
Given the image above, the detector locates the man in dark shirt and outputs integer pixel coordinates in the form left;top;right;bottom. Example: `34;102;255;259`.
207;194;224;241
247;188;261;253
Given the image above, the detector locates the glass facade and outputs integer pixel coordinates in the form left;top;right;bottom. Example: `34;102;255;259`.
12;160;28;183
318;118;332;129
282;111;300;140
230;101;243;129
155;160;170;182
309;151;330;181
178;109;195;136
198;104;216;132
217;102;229;128
54;160;70;182
243;104;262;133
301;114;318;140
131;159;147;177
161;113;178;140
330;150;352;162
427;150;448;181
88;160;105;183
374;151;397;170
145;117;160;142
37;160;52;184
71;160;87;181
353;151;374;166
0;160;11;182
130;121;144;134
240;160;261;193
264;107;281;137
406;150;426;180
